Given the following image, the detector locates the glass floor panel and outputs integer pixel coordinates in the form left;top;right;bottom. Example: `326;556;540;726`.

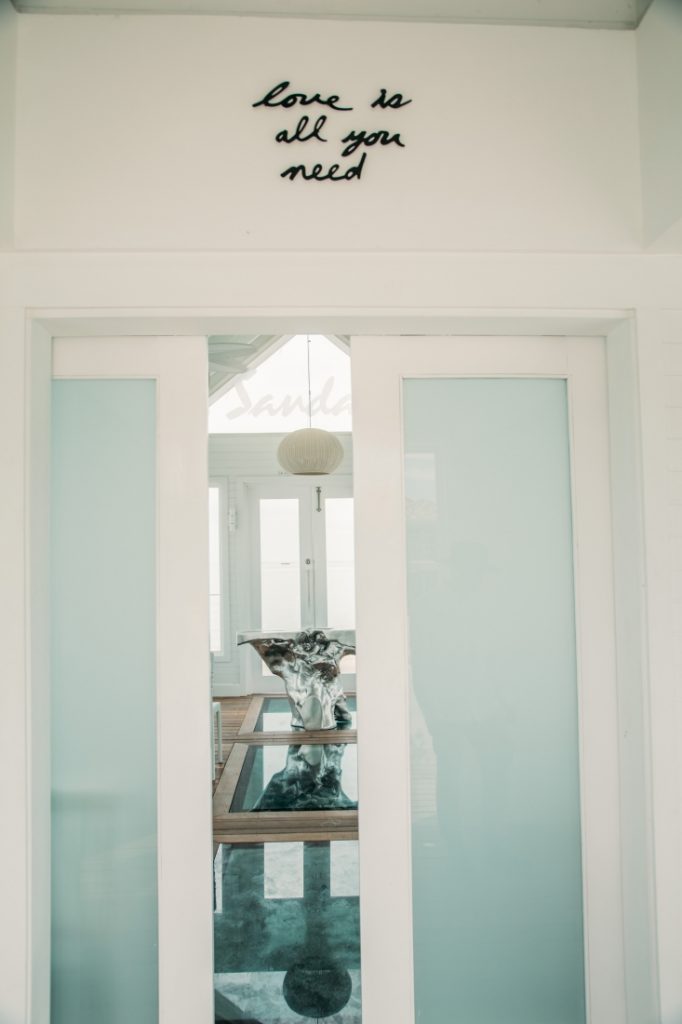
255;696;357;732
231;742;358;812
214;841;362;1023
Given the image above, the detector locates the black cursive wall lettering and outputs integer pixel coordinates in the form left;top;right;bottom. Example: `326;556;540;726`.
370;88;412;109
253;81;353;111
281;152;367;182
340;128;405;158
276;115;328;144
253;82;411;183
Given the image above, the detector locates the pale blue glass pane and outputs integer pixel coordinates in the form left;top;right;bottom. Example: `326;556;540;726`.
51;380;158;1024
325;497;356;629
404;378;585;1024
260;498;301;633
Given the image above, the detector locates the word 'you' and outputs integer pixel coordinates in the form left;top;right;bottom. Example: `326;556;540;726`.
252;81;412;183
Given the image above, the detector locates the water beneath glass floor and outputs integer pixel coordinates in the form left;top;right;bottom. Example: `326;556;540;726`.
255;696;358;733
214;840;362;1023
231;742;358;812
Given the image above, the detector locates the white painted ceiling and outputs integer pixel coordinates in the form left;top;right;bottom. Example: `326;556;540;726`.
10;0;655;29
208;334;279;399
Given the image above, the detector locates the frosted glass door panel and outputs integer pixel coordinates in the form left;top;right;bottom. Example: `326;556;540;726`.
325;497;356;629
403;378;585;1024
51;380;158;1024
260;498;301;632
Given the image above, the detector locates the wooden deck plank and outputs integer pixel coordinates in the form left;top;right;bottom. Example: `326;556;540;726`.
236;728;356;745
237;694;265;736
212;696;255;790
214;810;358;829
215;831;358;844
213;743;249;818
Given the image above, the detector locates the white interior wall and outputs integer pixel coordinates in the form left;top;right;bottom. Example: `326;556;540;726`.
208;431;353;695
0;0;17;248
14;15;641;252
637;0;682;248
2;4;682;1021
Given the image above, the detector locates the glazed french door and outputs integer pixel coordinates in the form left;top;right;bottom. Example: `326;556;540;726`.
51;337;212;1024
352;335;626;1024
242;478;355;692
249;478;354;631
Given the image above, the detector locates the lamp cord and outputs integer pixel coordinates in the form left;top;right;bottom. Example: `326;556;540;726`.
306;334;313;428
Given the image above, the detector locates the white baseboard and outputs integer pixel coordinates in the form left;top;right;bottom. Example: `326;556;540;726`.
211;683;246;698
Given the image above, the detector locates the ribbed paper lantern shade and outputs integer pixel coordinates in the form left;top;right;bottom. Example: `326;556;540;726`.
277;427;344;475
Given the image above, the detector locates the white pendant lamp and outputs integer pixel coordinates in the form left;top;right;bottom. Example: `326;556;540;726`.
276;337;344;476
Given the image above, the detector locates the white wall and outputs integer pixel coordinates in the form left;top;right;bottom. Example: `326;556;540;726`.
0;0;17;248
14;15;641;252
2;6;681;1020
637;0;682;247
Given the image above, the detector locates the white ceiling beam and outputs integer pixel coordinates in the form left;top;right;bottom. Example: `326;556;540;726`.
9;0;653;29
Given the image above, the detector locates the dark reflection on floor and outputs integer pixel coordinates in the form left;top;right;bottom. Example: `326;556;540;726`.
231;743;358;813
255;697;358;733
214;841;362;1023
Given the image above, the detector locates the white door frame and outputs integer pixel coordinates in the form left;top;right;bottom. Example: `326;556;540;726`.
19;309;657;1024
51;336;214;1024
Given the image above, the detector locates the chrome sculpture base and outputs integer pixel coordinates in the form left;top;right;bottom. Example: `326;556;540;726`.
238;629;355;732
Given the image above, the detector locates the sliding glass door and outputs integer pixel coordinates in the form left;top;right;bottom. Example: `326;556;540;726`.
51;337;212;1024
49;330;628;1024
351;335;626;1024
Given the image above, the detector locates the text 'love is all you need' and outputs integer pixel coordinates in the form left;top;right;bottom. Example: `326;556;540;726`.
252;81;412;182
